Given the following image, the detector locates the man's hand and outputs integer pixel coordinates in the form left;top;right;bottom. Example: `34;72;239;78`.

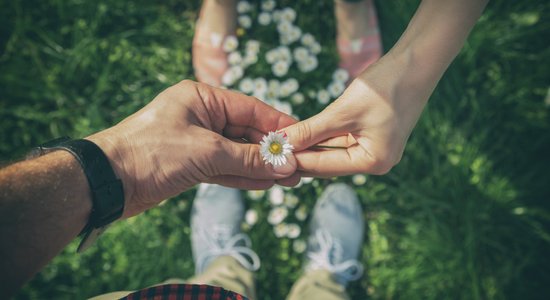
88;80;299;218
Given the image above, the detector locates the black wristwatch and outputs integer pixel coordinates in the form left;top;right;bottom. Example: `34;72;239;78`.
28;137;125;252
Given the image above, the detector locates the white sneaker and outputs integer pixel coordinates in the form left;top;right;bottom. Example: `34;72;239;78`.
191;184;260;274
305;183;364;286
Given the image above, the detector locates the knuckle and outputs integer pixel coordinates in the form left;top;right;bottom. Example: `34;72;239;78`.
294;122;312;146
241;145;260;175
363;154;395;175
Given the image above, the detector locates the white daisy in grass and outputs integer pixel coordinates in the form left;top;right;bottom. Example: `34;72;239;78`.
238;15;252;29
243;53;258;66
291;93;305;105
295;205;308;221
281;7;297;23
284;193;299;208
352;174;367;185
268;206;288;225
258;12;272;25
262;0;276;12
269;185;285;206
293;47;309;63
333;68;350;83
239;78;254;94
274;223;289;238
301;33;315;46
328;81;346;98
222;36;239;52
247;190;265;201
273;100;292;115
245;209;258;226
237;0;252;14
286;223;301;238
272;60;289;77
245;40;260;54
228;51;243;66
293;239;307;253
260;131;294;166
317;89;331;105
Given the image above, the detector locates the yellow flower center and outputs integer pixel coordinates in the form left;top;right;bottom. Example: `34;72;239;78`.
269;142;283;154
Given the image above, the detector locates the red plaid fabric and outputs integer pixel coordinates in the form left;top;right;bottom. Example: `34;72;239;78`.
120;284;248;300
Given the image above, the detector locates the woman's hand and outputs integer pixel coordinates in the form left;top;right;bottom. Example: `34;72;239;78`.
88;80;299;218
283;54;428;177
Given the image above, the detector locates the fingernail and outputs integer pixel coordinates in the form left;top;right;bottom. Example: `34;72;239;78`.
272;154;296;176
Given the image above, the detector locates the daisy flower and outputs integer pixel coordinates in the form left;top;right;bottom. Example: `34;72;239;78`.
262;0;276;12
284;193;299;208
245;209;258;226
272;60;289;77
333;68;350;83
277;21;293;35
253;78;268;94
286;223;301;239
243;54;258;67
328;81;346;98
228;51;243;66
352;174;367;185
238;15;252;29
260;131;294;166
222;36;239;52
293;47;309;63
245;40;260;54
281;7;297;23
237;0;252;14
238;77;254;94
284;78;299;94
317;89;331;105
301;33;315;46
246;190;265;201
273;100;293;115
273;223;289;238
310;41;322;54
295;205;308;221
258;12;272;25
269;185;285;206
293;239;307;253
291;93;305;105
268;206;288;225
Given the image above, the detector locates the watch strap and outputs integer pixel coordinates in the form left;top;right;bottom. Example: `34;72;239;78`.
31;137;125;252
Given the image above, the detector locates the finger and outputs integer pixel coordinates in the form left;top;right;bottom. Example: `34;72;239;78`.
223;125;266;143
217;137;297;179
199;84;298;132
207;175;275;190
311;134;358;149
275;172;302;187
294;145;389;176
280;103;353;151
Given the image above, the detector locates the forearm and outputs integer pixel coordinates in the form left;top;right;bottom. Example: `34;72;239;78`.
360;0;489;102
0;151;91;296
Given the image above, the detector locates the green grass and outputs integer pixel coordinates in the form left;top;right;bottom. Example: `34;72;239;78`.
1;0;549;299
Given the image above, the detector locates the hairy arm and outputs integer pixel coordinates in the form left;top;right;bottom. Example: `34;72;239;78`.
0;151;92;296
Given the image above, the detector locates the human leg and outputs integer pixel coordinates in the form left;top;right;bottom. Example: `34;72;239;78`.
192;0;237;86
287;183;365;300
335;0;382;81
187;183;259;299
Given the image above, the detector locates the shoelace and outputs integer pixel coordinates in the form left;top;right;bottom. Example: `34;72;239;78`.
306;229;364;283
195;226;261;274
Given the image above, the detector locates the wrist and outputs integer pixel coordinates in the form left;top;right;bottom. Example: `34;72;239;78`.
86;130;135;218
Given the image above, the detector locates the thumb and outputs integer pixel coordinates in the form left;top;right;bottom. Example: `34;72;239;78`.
281;104;351;151
215;137;297;179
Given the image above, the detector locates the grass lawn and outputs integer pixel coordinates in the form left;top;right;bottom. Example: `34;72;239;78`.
1;0;549;299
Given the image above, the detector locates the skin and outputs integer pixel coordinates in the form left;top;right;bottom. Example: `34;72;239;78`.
284;0;490;177
0;80;299;296
1;0;490;296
